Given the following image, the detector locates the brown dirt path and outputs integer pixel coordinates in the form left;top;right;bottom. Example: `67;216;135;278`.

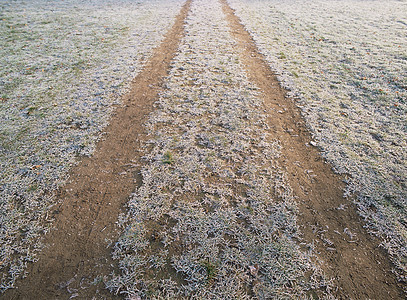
221;0;405;299
2;1;191;299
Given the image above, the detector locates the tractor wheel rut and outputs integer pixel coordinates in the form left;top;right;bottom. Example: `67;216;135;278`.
2;1;191;299
222;0;404;298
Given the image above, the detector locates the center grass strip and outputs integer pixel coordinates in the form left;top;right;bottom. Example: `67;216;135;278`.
108;0;331;298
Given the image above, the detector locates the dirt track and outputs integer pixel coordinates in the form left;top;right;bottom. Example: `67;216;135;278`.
3;0;404;298
3;1;191;299
221;1;404;298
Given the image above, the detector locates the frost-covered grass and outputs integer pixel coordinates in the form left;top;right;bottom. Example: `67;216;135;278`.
108;0;333;298
0;0;184;291
228;0;407;284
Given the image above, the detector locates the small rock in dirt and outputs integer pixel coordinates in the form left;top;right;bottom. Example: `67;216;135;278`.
248;264;259;276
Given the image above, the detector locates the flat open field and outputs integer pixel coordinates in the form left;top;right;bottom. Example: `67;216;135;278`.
0;0;406;299
0;0;184;293
228;0;407;285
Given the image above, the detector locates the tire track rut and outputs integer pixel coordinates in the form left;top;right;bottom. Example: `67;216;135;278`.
2;1;191;299
222;0;404;298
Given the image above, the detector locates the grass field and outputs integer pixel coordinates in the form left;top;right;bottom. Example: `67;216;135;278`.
0;0;406;297
0;0;183;290
228;0;407;284
107;0;332;297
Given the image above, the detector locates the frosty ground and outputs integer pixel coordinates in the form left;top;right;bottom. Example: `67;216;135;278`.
229;0;406;285
0;0;184;290
0;0;406;298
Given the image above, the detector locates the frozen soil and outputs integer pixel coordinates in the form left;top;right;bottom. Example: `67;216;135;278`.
1;0;190;299
1;0;405;299
227;0;407;286
222;1;405;298
108;0;331;298
0;0;184;292
108;0;403;299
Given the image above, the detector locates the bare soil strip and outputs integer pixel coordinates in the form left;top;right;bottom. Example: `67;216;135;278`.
107;0;331;297
221;0;405;298
2;1;191;299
